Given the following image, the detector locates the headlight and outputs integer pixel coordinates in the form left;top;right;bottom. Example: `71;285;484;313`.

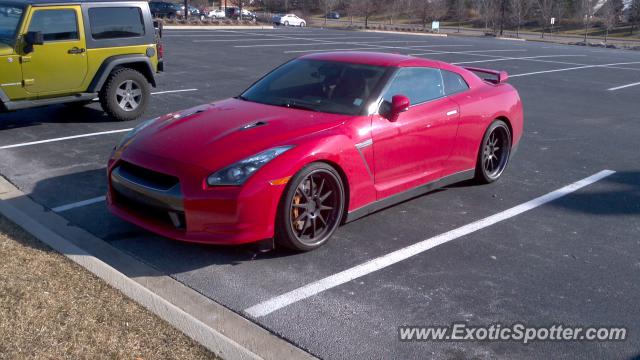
207;146;293;186
116;118;157;150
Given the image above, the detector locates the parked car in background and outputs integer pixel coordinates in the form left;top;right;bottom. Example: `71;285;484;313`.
326;11;340;19
149;1;180;19
275;13;306;26
178;4;200;17
208;8;225;19
224;7;256;20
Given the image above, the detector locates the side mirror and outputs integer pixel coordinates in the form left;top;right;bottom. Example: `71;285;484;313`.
23;31;43;54
388;95;410;122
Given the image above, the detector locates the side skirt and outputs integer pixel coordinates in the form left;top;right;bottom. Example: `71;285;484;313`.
345;169;475;223
3;93;98;111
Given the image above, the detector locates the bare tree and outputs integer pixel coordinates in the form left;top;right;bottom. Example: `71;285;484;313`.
535;0;555;37
350;0;381;28
453;0;467;32
581;0;597;42
320;0;337;24
631;0;640;35
510;0;532;37
413;0;448;29
473;0;500;31
600;0;623;42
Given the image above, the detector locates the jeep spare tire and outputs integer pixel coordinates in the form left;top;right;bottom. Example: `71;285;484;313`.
99;68;150;121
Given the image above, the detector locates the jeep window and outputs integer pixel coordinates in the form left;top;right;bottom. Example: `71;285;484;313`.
88;7;144;40
0;4;24;45
28;9;78;42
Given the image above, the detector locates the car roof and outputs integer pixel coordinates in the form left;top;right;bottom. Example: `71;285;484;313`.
4;0;148;5
299;52;445;68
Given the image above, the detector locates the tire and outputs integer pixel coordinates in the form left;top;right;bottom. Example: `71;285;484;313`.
98;68;150;122
284;20;289;26
300;22;306;27
474;120;512;184
200;14;205;21
275;162;345;251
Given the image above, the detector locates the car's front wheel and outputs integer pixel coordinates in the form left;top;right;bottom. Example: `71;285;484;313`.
284;20;289;26
474;120;512;184
275;162;345;251
300;22;306;27
99;68;150;121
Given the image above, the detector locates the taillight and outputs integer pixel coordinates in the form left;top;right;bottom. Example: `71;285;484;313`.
157;43;164;60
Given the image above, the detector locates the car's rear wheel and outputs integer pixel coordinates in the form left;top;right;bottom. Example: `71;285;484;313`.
275;163;345;251
474;120;511;184
300;22;306;27
99;68;150;121
284;20;289;26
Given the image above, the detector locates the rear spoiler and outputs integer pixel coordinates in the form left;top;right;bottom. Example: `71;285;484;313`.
463;67;508;84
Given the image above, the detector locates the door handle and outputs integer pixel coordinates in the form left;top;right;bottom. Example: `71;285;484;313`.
68;47;86;54
446;110;458;116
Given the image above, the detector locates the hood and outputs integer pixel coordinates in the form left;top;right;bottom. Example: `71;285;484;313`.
127;98;350;170
0;43;14;56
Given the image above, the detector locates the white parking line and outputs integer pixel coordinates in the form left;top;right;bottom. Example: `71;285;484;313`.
409;49;527;56
52;196;106;213
510;61;640;77
194;36;380;43
234;39;446;48
151;88;198;95
451;55;587;65
284;45;473;54
244;170;615;318
0;129;132;150
608;81;640;91
94;88;198;100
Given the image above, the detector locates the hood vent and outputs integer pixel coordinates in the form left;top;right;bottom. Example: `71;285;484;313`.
241;121;268;130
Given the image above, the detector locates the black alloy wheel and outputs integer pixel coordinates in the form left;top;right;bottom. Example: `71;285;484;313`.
275;163;345;251
475;120;512;184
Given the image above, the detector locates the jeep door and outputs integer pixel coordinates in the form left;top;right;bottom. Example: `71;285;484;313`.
20;5;88;96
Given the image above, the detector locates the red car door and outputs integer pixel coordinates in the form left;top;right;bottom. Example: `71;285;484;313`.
371;67;460;200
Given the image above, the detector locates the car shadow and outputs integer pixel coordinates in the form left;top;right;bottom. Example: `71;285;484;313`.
4;169;639;278
0;103;116;131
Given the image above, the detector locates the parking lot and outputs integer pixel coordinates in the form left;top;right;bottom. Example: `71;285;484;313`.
1;27;639;359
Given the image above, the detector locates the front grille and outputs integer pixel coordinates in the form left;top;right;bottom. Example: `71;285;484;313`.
113;189;186;230
119;161;179;191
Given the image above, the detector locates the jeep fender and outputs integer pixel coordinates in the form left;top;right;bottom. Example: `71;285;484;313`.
89;55;157;92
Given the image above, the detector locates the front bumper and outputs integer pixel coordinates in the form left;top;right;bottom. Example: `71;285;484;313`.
107;154;285;245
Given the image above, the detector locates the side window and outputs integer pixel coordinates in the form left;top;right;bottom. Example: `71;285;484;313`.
442;70;469;95
382;67;444;106
28;9;78;42
88;7;145;40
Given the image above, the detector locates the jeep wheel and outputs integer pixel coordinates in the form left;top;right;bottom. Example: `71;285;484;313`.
99;68;150;121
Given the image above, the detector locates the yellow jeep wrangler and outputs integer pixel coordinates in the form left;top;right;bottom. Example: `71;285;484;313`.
0;0;164;121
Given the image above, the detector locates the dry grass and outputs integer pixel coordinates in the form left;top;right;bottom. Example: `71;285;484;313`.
0;215;219;360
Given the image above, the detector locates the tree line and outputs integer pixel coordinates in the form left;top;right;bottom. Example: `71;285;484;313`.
251;0;640;37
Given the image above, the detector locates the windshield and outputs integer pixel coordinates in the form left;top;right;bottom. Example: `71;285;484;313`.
0;3;24;45
240;59;388;116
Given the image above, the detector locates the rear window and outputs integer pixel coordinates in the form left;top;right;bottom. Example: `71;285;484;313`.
442;70;469;95
88;7;144;40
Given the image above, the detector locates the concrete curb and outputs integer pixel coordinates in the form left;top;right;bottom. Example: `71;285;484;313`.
497;37;526;42
0;176;316;360
164;25;274;30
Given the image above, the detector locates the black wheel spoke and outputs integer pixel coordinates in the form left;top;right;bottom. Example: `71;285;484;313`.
320;190;332;202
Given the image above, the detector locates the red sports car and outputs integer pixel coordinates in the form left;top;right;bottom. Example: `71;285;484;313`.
107;52;523;251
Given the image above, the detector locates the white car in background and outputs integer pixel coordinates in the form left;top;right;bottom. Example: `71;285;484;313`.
208;8;225;18
275;13;306;27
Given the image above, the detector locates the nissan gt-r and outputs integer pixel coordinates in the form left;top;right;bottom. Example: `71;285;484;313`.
107;52;524;251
